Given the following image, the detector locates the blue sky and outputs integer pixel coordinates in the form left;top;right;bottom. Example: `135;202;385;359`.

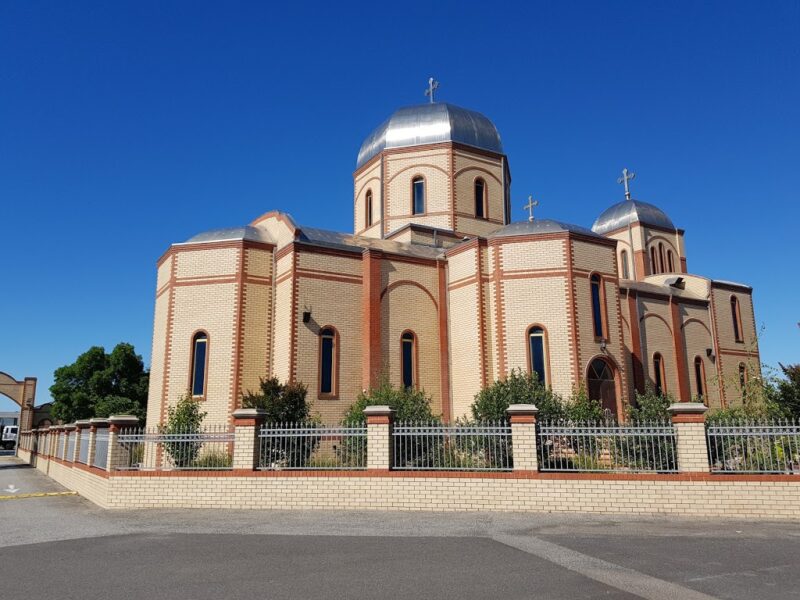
1;1;798;411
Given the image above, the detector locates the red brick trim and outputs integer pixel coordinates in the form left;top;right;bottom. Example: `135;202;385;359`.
380;279;438;309
231;418;260;427
509;414;536;424
476;240;488;387
365;415;391;425
73;462;110;478
627;291;645;394
437;261;452;422
671;413;706;424
362;249;383;390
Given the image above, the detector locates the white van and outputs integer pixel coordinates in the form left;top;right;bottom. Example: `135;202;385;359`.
2;425;18;450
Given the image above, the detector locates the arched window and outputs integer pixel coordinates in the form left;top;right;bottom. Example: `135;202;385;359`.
590;274;605;339
659;243;666;273
365;190;373;227
319;327;337;397
650;247;659;274
474;178;486;218
527;326;547;386
190;332;208;397
730;296;743;342
653;352;666;395
694;356;706;400
667;250;675;273
620;250;630;279
739;363;748;391
401;331;416;389
412;177;425;215
587;358;618;416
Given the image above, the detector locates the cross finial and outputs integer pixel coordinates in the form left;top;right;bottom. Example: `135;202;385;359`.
425;77;440;103
523;195;539;222
617;168;636;200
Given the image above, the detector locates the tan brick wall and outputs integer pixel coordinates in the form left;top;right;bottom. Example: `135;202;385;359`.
175;247;238;279
448;283;482;419
146;288;170;428
502;239;565;272
639;298;678;396
272;272;293;383
385;148;451;236
354;160;382;235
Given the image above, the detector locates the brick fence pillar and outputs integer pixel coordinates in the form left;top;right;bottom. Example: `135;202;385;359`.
364;406;394;471
64;424;76;461
107;415;140;471
668;402;710;473
231;408;266;470
507;404;539;472
48;426;58;458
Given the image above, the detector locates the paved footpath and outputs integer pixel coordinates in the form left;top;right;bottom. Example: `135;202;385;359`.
1;456;799;599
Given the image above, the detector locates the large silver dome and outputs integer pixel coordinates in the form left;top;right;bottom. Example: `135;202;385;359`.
356;103;503;168
592;200;675;235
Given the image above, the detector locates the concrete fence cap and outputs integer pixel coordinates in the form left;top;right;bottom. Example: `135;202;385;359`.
48;426;58;431
74;419;92;429
363;405;395;416
64;424;77;431
666;402;708;415
89;418;110;427
506;404;539;415
108;415;140;426
232;408;267;419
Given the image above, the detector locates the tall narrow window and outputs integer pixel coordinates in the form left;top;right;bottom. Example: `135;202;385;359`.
620;250;630;279
590;274;605;339
319;327;336;396
401;331;416;389
191;332;208;397
528;326;547;386
474;178;486;218
659;243;666;273
739;363;748;391
653;353;666;395
694;356;706;400
667;250;675;273
365;190;373;227
650;247;659;274
412;177;425;215
730;296;743;342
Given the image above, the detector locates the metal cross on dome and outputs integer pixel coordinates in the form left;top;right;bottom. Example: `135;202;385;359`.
524;195;539;222
425;77;440;103
618;168;636;200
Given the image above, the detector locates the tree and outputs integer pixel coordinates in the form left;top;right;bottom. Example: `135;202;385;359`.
343;376;438;424
775;363;800;419
240;377;311;422
162;392;207;468
50;343;149;423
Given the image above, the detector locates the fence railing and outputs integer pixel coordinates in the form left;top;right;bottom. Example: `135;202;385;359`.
537;420;678;473
77;433;90;464
66;433;76;461
93;430;110;470
707;419;800;474
258;422;367;470
392;421;513;471
115;426;235;471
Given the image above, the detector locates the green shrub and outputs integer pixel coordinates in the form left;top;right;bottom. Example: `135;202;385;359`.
626;386;673;422
343;376;438;424
241;377;311;423
471;369;564;422
162;393;206;468
192;449;232;469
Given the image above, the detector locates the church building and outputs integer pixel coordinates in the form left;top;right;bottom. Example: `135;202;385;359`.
145;98;760;427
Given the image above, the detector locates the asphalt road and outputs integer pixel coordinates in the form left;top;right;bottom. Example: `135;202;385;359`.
2;457;799;599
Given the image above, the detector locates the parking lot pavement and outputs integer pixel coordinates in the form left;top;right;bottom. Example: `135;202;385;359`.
2;456;799;599
0;456;67;496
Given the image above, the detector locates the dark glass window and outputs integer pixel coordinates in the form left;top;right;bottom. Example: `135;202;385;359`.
667;250;675;273
591;274;604;338
401;331;415;389
320;328;335;395
659;243;666;273
412;177;425;215
191;332;208;397
650;247;659;274
366;190;373;227
694;357;705;399
528;327;546;386
653;353;665;395
621;250;630;279
731;296;743;342
587;358;618;416
474;179;486;218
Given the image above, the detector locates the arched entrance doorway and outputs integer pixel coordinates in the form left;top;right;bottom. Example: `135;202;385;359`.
587;358;619;418
0;372;37;432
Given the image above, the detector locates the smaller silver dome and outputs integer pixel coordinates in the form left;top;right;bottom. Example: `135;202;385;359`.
183;226;274;244
357;103;503;168
592;200;675;235
489;219;603;239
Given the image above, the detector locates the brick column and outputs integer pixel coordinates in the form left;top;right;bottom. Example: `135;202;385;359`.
364;405;394;471
668;402;710;473
48;427;58;457
507;404;539;472
86;424;98;467
107;415;140;471
231;408;266;470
